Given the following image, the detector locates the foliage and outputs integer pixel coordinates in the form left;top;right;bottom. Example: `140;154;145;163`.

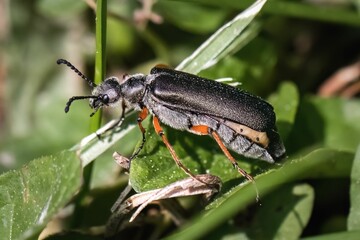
0;0;359;239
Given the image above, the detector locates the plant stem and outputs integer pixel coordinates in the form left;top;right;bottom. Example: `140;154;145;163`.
72;0;107;227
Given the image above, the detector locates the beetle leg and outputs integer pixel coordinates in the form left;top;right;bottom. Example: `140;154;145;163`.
95;101;127;140
110;100;127;133
190;125;259;200
190;124;254;180
129;107;149;161
210;130;254;180
152;116;206;183
211;129;260;201
190;125;248;176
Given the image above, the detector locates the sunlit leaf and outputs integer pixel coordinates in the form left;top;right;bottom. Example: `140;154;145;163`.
250;183;314;239
176;0;267;73
0;151;82;240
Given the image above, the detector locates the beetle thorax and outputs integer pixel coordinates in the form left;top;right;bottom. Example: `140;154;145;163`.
120;74;146;107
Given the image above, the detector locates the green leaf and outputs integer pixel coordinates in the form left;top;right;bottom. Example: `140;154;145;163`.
287;97;360;153
250;183;314;239
0;151;82;240
269;82;299;140
348;145;360;230
129;124;213;192
313;98;360;151
176;0;267;74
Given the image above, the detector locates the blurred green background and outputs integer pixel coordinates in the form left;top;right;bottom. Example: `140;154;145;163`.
0;0;360;239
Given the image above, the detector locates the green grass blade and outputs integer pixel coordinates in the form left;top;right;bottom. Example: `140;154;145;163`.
90;0;107;132
71;0;107;227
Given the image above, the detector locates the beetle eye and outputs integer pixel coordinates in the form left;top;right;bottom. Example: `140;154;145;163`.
101;94;110;104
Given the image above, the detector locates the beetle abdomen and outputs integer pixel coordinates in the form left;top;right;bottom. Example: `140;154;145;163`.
145;96;284;162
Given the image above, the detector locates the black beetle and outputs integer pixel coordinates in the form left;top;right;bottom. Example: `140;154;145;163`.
57;59;286;182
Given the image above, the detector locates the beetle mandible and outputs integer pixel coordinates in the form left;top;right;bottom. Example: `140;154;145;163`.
57;59;286;183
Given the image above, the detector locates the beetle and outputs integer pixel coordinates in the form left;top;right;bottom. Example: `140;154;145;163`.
57;59;286;183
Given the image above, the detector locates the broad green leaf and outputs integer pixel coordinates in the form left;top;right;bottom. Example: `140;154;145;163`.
165;149;353;240
176;0;267;73
312;98;360;151
0;151;82;240
250;183;314;240
287;97;360;153
269;82;299;140
348;145;360;230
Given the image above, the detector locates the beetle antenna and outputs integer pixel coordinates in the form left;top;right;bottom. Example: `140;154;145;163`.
57;59;97;88
65;95;98;113
90;108;100;117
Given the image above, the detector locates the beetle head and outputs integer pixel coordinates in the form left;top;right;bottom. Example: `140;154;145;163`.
89;77;122;110
57;59;122;117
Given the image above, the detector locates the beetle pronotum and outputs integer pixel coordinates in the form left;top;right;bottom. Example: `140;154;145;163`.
57;59;286;186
